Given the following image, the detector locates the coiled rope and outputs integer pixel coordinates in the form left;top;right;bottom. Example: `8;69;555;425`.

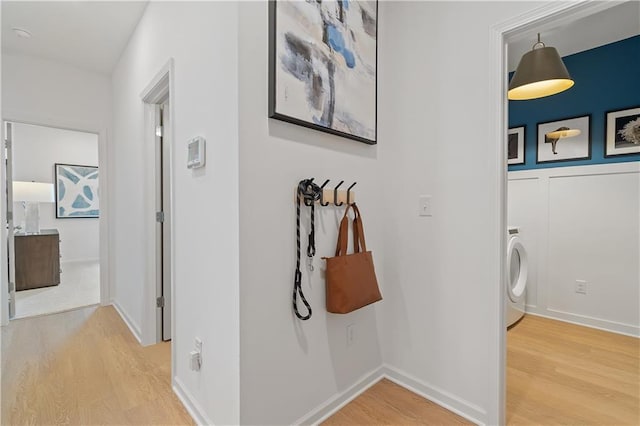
293;179;322;320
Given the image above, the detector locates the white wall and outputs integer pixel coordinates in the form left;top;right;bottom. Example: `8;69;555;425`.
110;2;240;424
238;2;384;424
1;52;111;323
2;53;110;131
508;163;640;336
12;122;99;262
377;2;546;424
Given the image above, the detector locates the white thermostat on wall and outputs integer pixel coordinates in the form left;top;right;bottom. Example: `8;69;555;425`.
187;136;206;169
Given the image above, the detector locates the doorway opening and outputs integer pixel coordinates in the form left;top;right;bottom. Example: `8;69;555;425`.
495;1;640;424
3;121;104;319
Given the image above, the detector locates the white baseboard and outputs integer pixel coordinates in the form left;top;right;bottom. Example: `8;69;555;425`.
381;364;485;425
293;367;384;425
111;300;142;343
526;309;639;338
173;377;214;426
292;364;485;425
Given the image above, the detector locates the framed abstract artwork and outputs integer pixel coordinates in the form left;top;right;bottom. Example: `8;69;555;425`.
269;0;377;144
536;115;591;164
605;106;640;157
55;163;99;218
508;126;525;165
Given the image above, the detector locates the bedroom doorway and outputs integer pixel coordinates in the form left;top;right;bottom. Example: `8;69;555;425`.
4;121;103;319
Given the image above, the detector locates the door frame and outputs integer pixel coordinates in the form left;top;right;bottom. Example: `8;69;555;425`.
490;1;621;423
4;122;16;319
1;116;110;326
140;59;175;348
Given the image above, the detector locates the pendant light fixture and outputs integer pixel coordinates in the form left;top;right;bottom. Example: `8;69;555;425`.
508;33;574;100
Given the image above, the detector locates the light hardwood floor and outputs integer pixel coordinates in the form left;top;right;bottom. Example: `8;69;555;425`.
2;308;638;425
322;379;471;425
1;305;193;425
326;315;639;425
507;314;639;425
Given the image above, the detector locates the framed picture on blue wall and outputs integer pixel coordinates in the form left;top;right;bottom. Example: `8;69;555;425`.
508;126;525;165
55;164;99;218
605;106;640;157
269;0;377;145
536;115;591;164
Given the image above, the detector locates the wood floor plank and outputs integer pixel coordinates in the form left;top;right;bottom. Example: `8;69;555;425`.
1;305;193;426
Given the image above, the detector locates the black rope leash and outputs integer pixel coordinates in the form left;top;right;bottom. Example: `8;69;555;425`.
293;179;322;320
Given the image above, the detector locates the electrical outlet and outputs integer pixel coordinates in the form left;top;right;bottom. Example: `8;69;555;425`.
190;351;201;371
575;280;587;295
191;337;203;371
347;324;355;346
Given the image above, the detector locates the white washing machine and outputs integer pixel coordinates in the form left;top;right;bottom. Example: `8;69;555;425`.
506;227;528;327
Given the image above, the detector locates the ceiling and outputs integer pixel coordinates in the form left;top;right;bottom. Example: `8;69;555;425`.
508;1;640;71
1;1;638;75
2;1;148;74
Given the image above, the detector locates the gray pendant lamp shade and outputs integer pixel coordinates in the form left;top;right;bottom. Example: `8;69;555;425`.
508;34;574;100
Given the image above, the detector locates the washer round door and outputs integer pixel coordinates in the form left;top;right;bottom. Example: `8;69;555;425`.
507;235;528;303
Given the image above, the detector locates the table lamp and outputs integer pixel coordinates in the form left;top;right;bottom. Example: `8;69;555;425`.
13;181;55;234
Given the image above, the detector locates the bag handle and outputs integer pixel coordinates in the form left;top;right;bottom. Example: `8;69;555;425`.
335;203;367;256
353;207;366;252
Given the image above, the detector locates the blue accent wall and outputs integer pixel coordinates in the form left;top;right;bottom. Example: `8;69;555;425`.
508;35;640;171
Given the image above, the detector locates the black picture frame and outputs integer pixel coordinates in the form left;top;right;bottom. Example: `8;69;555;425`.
53;163;100;219
508;125;526;165
268;0;378;145
536;114;591;164
604;106;640;157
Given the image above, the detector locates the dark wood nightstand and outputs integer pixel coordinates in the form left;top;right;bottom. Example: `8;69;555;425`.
15;229;61;291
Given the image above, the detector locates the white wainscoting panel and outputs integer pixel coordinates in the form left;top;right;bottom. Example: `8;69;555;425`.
508;162;640;336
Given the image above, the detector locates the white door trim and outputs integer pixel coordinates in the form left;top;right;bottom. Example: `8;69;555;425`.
490;1;621;423
139;59;176;356
0;115;110;326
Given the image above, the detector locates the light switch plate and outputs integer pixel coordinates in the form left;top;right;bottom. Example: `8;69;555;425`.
419;195;432;217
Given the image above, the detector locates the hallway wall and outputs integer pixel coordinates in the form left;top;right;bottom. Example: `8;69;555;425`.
377;2;547;424
110;2;240;424
238;2;384;424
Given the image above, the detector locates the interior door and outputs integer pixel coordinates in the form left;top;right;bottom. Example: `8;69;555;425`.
154;102;171;342
161;102;171;341
5;122;16;319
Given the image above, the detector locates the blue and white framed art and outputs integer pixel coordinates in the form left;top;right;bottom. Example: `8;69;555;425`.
55;163;99;218
269;0;377;144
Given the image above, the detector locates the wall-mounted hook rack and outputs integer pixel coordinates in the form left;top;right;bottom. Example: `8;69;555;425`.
294;178;357;206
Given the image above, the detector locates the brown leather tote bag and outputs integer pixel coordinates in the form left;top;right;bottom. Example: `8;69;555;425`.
324;203;382;314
